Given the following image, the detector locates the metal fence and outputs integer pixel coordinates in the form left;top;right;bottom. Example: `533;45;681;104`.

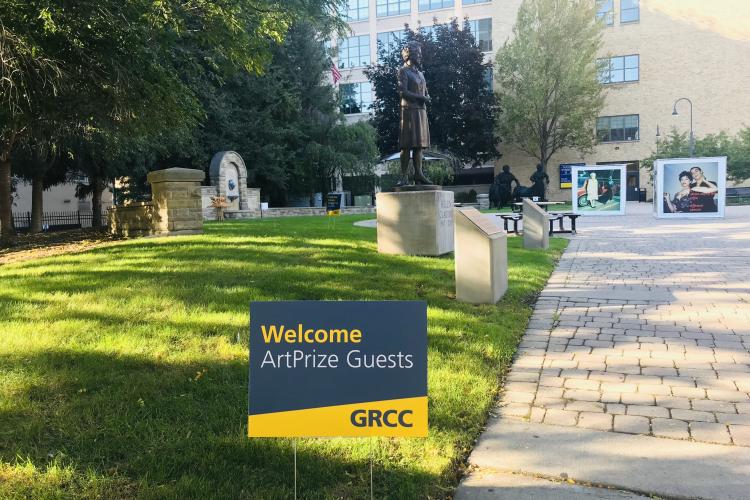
12;211;95;232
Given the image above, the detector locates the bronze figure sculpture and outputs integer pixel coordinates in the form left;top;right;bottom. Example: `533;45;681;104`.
530;164;550;201
490;165;519;209
397;42;433;187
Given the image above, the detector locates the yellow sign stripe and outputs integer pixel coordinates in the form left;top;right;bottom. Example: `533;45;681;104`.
248;396;428;438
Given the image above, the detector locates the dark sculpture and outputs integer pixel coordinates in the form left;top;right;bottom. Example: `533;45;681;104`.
489;165;519;209
397;42;433;187
530;164;550;201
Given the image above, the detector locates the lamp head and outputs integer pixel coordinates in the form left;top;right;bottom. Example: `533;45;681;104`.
672;108;678;116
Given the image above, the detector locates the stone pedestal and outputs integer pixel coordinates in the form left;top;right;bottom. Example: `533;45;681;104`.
148;167;205;235
376;190;454;256
454;208;508;304
477;194;490;210
522;198;549;250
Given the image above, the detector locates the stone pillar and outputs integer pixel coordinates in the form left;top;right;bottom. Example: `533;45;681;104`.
477;194;490;210
376;190;454;256
147;168;205;235
522;198;549;250
454;208;507;304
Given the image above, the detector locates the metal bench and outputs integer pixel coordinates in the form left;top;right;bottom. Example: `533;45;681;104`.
548;212;581;235
497;213;523;234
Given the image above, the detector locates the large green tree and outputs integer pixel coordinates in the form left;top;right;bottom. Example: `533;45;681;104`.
365;20;499;167
494;0;605;176
0;0;345;245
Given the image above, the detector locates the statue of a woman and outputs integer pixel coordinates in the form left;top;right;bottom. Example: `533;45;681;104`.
397;42;432;186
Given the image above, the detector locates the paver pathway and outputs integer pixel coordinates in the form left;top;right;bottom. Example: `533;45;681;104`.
458;203;750;499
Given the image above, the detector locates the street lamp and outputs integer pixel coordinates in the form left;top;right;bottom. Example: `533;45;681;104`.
672;97;694;157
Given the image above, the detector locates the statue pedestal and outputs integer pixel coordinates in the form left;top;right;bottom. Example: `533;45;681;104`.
376;190;454;256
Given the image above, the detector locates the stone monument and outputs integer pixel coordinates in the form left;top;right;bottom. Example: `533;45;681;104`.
522;198;549;250
376;41;454;256
202;151;260;220
454;208;507;304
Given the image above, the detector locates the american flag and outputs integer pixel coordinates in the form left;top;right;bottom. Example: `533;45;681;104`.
330;59;342;85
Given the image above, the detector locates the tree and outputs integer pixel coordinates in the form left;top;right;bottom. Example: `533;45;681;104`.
166;21;377;206
0;0;346;245
365;20;499;166
643;127;750;182
494;0;605;178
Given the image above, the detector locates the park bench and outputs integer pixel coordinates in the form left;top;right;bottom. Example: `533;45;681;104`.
496;213;523;234
548;212;581;235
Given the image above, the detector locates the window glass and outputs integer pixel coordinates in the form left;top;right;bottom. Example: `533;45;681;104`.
596;0;614;26
419;0;454;12
338;35;371;69
340;82;373;114
463;0;490;5
347;0;368;21
467;18;493;52
621;0;640;23
376;0;410;17
598;55;639;84
376;30;405;62
596;115;640;142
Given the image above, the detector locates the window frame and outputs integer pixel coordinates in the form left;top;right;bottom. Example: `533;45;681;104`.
346;0;369;22
467;18;493;53
418;0;455;13
597;54;639;84
338;35;371;69
339;82;374;115
620;0;640;24
376;0;410;18
596;114;640;143
596;0;614;26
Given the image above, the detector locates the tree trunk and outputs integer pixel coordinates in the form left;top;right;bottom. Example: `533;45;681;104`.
91;174;104;229
0;157;16;247
30;172;45;233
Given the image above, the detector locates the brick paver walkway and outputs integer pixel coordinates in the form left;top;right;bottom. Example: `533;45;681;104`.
499;204;750;446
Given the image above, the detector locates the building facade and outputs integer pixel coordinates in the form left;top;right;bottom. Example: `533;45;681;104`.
336;0;750;201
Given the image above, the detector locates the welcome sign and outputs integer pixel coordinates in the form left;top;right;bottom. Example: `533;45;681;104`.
248;301;428;437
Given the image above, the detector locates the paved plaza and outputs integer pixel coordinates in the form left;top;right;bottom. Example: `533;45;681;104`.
458;203;750;499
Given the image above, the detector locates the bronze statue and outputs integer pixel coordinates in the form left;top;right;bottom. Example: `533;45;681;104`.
530;164;550;201
490;165;519;209
397;42;433;186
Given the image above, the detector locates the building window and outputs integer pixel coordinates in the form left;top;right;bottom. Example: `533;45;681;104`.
347;0;368;22
467;18;492;52
598;55;639;83
419;0;454;12
596;0;614;26
377;30;405;62
463;0;490;5
340;82;373;114
597;115;639;142
621;0;639;23
338;35;370;69
377;0;410;17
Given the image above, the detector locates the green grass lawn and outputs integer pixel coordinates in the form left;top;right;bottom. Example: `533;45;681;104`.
0;215;566;499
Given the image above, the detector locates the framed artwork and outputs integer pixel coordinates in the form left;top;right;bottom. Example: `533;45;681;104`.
655;157;726;218
571;165;627;216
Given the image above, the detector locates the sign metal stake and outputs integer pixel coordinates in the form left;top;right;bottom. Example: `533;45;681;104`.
370;437;374;500
294;439;298;500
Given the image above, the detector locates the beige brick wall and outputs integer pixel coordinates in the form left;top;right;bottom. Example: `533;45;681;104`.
497;0;750;201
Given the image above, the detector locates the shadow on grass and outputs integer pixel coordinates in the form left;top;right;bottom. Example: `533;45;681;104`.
0;216;567;498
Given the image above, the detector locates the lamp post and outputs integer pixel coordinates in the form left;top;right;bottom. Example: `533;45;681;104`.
655;124;660;155
672;97;694;157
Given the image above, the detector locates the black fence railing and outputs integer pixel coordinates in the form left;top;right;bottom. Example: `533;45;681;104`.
12;211;95;232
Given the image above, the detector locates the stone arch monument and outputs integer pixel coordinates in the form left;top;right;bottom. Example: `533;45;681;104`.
202;151;260;219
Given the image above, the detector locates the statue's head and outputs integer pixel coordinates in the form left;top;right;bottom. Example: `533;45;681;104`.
402;42;422;66
502;165;510;173
536;163;543;171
